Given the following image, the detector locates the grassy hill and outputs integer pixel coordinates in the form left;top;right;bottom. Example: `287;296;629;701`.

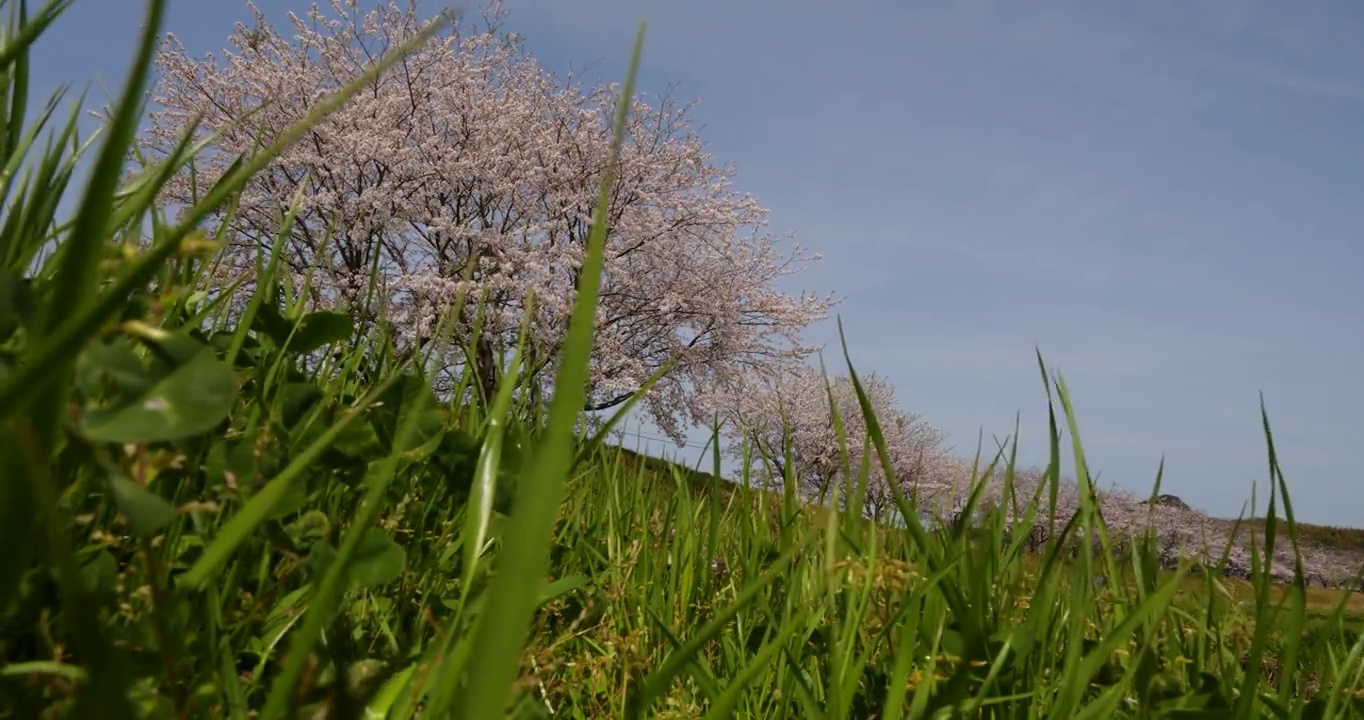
1241;517;1364;556
610;444;1364;613
619;444;1364;567
6;376;1364;716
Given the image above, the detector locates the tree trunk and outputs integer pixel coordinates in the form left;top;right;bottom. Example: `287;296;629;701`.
474;333;499;406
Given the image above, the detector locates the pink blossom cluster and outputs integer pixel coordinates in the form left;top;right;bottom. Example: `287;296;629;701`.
142;0;835;435
708;362;963;518
712;363;1361;585
961;467;1362;587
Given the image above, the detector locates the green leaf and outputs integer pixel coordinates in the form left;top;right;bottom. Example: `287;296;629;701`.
209;329;259;362
349;528;405;588
275;382;324;427
251;306;353;355
284;510;330;548
107;475;177;537
251;302;294;348
204;433;281;489
75;337;153;399
289;311;353;353
370;374;444;455
79;336;238;443
330;415;384;460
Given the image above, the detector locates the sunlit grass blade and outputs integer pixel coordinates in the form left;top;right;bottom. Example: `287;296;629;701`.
1319;630;1364;716
1259;395;1310;708
701;610;813;720
462;323;527;590
631;535;815;718
834;316;975;634
647;609;724;703
1055;568;1187;716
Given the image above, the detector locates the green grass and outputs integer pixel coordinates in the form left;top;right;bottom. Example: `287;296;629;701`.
1243;519;1364;557
2;1;1364;717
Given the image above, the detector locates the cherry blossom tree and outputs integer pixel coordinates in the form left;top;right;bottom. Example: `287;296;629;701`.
711;361;961;518
141;0;834;438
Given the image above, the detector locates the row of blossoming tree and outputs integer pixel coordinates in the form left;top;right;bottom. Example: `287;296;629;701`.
139;0;1363;587
141;0;953;503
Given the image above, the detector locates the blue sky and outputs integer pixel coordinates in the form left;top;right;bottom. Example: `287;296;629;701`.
29;1;1364;526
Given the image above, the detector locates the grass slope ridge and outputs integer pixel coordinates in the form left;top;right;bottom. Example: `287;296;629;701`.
630;442;1364;590
619;442;1364;595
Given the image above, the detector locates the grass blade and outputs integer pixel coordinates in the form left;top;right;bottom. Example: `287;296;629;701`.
453;22;647;719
